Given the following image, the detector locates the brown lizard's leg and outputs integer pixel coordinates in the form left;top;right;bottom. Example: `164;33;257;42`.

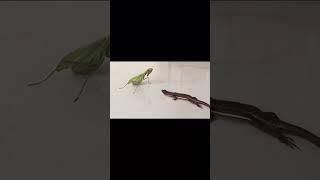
262;112;320;148
248;119;301;150
172;95;178;100
189;99;202;108
262;112;281;121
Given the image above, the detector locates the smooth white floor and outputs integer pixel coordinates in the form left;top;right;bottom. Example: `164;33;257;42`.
110;62;210;119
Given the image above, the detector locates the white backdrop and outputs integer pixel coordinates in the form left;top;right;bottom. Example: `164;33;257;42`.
110;62;210;119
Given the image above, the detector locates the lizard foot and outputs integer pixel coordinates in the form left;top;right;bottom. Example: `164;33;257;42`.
277;134;301;150
189;100;202;108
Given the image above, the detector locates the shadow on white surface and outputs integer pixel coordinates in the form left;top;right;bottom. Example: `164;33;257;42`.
211;2;320;180
0;2;109;179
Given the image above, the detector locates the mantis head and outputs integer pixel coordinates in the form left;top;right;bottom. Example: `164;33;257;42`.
146;68;153;76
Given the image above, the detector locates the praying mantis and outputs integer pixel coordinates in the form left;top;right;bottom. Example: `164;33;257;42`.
28;35;110;102
119;68;153;93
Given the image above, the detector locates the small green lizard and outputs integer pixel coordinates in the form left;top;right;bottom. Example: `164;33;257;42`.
119;68;153;93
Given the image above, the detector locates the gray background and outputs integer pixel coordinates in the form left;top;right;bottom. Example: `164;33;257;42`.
0;1;109;179
4;1;320;180
211;1;320;180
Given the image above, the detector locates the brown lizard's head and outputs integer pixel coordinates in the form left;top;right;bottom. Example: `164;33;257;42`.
161;89;168;94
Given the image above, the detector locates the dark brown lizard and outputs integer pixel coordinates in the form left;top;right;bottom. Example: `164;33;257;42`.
161;89;210;108
161;89;299;149
161;89;320;149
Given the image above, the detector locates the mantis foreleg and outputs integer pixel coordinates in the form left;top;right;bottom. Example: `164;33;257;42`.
144;76;150;83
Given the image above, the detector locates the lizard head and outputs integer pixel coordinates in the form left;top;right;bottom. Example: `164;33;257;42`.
161;89;168;94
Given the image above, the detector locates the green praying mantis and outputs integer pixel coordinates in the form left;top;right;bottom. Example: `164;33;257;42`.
28;34;153;101
28;35;110;102
118;68;153;93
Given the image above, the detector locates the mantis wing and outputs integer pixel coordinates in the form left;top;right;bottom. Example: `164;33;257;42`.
28;36;109;86
71;36;108;74
56;36;108;72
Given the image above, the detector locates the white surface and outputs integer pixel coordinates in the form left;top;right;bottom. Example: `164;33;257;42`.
110;62;210;119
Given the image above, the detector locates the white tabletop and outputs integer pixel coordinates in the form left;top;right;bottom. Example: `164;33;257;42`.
110;62;210;119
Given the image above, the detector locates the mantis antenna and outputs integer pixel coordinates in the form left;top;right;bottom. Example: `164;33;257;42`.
118;83;128;89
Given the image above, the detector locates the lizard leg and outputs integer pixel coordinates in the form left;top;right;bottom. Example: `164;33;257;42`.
172;96;178;100
249;120;301;150
189;100;202;108
263;112;320;148
262;112;281;122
